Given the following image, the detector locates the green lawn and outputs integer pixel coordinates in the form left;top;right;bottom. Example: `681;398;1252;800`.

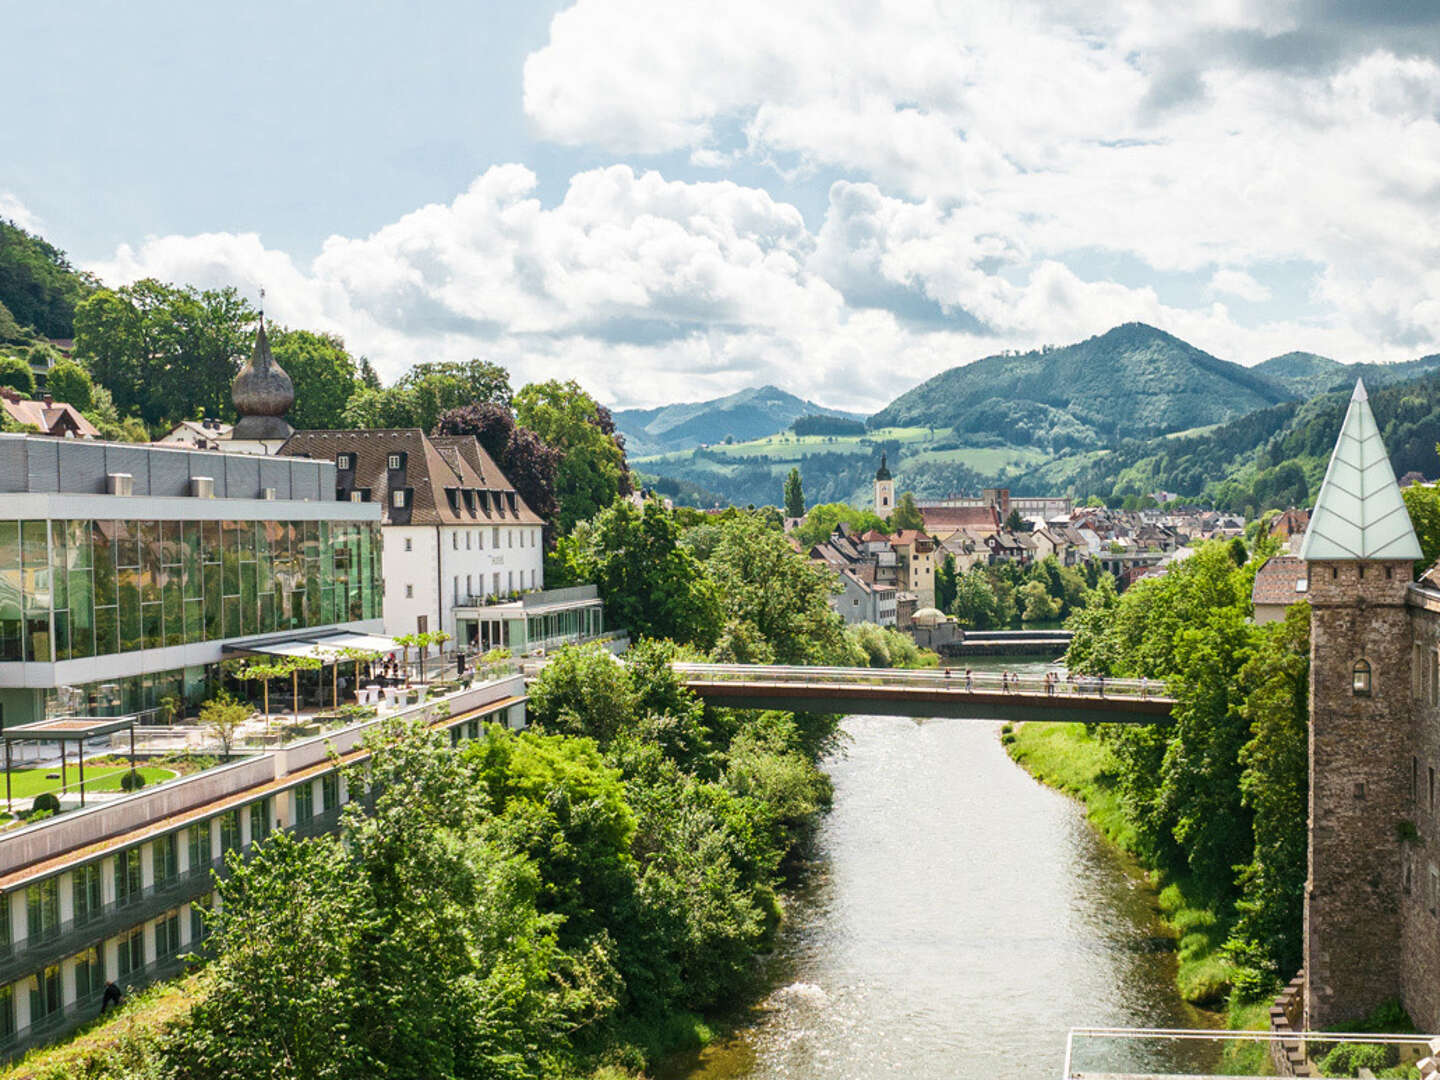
2;762;176;801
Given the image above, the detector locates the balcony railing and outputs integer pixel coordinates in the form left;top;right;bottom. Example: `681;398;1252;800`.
0;857;226;989
0;950;189;1061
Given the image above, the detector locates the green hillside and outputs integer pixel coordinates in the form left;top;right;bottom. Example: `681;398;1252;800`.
634;426;1047;508
0;218;97;342
1013;370;1440;513
869;322;1291;446
614;384;863;456
1253;350;1440;399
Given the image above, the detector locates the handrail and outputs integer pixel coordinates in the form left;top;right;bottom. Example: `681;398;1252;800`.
671;663;1172;701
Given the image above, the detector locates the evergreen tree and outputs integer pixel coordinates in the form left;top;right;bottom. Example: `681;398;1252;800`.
783;466;805;518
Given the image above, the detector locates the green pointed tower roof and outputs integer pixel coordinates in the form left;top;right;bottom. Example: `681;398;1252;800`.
1299;378;1421;561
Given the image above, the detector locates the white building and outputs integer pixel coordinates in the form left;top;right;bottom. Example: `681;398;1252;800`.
281;429;545;646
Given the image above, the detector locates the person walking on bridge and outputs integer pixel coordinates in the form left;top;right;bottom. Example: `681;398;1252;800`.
1140;675;1149;700
964;669;973;692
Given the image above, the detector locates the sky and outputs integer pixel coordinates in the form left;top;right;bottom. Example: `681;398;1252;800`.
6;0;1440;413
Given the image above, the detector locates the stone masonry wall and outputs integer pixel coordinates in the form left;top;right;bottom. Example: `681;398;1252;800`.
1402;593;1440;1031
1306;559;1414;1030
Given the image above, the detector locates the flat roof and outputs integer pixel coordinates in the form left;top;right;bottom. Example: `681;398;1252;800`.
3;716;135;741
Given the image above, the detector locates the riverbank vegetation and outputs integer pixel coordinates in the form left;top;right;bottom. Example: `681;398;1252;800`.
1009;537;1312;1016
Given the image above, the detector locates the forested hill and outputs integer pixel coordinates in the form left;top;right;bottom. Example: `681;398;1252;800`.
868;323;1292;449
1013;369;1440;513
614;384;862;456
0;218;97;343
1253;350;1440;399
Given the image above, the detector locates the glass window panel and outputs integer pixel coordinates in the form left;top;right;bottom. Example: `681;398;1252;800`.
202;520;221;564
249;800;269;844
222;596;240;639
182;521;201;599
21;520;47;569
95;606;117;656
25;611;49;662
222;522;239;596
118;568;141;652
115;521;140;569
67;519;91;570
188;823;210;870
91;521;115;607
203;564;221;639
74;946;102;1001
48;520;67;612
240;562;257;635
154;833;178;883
163;578;182;647
69;567;94;659
140;522;160;604
0;521;18;568
0;567;21;661
162;520;181;565
184;598;203;644
52;608;69;662
141;602;162;650
73;864;102;924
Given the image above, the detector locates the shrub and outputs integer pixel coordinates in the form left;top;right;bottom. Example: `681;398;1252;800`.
120;769;147;792
31;792;60;815
1319;1042;1395;1077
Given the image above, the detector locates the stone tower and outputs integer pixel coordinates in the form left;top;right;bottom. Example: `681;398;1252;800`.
1301;378;1422;1028
874;453;894;516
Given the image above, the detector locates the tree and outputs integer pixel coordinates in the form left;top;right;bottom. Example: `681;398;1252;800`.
935;552;958;612
704;513;849;665
0;219;97;338
559;497;722;648
1004;507;1028;533
397;358;512;429
792;502;887;547
1018;579;1061;622
73;279;255;426
888;491;925;532
433;402;562;524
45;358;92;411
950;566;999;629
266;326;363;430
1404;480;1440;578
200;692;251;760
0;355;34;396
526;643;638;745
783;467;805;518
0;299;23;343
515;380;630;532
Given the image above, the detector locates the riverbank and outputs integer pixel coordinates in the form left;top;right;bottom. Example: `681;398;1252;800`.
1003;721;1273;1067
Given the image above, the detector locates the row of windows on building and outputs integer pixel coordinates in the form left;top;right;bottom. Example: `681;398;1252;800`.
0;900;211;1044
0;772;340;964
0;519;383;664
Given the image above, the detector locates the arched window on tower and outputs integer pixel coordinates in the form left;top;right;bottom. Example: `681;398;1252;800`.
1353;659;1372;697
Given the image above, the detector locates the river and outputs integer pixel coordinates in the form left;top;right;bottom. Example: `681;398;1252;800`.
671;662;1221;1079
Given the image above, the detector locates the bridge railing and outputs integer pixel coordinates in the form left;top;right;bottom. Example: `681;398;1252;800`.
672;663;1172;701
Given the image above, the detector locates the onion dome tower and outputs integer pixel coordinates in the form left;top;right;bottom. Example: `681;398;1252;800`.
231;311;295;441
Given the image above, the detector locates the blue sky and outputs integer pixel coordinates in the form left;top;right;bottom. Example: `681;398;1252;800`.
6;1;1440;411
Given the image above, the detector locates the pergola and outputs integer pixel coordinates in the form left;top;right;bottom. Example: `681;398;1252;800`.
2;716;137;813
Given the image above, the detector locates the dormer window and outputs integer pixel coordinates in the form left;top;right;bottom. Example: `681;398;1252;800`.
390;488;410;509
337;453;354;471
461;489;475;513
387;452;406;471
1354;659;1372;696
446;488;460;513
349;489;369;503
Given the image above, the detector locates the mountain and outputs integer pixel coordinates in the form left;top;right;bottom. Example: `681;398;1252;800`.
614;385;864;457
868;323;1292;448
1254;351;1440;399
1012;367;1440;514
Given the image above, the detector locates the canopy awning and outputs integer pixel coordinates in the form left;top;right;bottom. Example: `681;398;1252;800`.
224;632;403;663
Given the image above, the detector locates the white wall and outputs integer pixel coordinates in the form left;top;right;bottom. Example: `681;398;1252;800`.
383;522;544;639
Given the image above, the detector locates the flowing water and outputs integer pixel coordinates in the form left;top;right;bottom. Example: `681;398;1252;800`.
670;659;1221;1080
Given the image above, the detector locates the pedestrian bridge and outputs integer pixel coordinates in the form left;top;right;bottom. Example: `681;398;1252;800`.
673;664;1175;724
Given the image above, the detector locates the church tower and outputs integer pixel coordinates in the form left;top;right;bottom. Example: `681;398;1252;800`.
874;453;894;516
227;309;296;455
1302;378;1421;1028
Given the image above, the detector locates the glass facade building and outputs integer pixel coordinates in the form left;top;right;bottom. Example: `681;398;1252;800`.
0;435;384;726
0;519;380;664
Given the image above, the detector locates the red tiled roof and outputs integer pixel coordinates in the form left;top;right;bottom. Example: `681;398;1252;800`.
921;506;1000;532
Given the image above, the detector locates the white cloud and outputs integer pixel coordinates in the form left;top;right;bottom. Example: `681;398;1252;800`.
0;192;42;234
74;3;1440;413
1209;269;1272;303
